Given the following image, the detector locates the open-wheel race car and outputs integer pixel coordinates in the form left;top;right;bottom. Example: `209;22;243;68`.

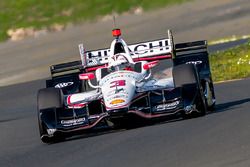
37;28;216;143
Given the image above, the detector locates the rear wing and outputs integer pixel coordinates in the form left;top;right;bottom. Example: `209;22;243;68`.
80;38;172;68
173;40;212;79
174;40;207;57
50;30;174;76
50;60;82;75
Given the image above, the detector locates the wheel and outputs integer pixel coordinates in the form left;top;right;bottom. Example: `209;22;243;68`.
37;88;64;143
203;80;216;111
195;86;207;117
173;64;207;118
37;88;63;110
173;64;198;87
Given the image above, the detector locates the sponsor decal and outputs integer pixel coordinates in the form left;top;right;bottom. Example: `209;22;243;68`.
67;103;86;109
186;61;202;65
110;80;126;88
110;99;125;105
61;117;86;127
85;39;171;66
155;101;180;111
55;82;74;88
107;88;127;96
100;71;140;85
106;94;128;102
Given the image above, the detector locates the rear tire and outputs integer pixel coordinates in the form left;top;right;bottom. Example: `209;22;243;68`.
204;80;216;111
37;88;64;143
173;64;207;118
173;64;198;87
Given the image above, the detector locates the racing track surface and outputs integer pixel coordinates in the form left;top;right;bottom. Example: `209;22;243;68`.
0;73;250;167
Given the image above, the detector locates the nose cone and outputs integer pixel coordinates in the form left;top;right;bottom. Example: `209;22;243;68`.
103;78;135;110
100;71;138;110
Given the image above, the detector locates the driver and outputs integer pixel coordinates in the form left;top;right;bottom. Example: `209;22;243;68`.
108;53;134;71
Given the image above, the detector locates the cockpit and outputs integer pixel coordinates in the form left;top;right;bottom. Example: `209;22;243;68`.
94;28;152;82
108;53;134;72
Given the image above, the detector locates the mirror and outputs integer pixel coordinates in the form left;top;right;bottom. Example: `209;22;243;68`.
79;73;95;80
143;60;159;70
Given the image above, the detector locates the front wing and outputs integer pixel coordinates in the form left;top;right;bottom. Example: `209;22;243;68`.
40;85;199;136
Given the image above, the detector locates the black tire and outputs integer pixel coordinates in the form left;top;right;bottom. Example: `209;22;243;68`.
173;64;207;118
37;88;63;143
173;64;198;87
206;81;216;111
37;88;63;110
196;86;207;117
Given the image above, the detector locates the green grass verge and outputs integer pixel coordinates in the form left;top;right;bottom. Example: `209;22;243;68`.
210;40;250;82
0;0;189;42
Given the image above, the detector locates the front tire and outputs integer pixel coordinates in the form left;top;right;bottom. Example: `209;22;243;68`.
37;88;64;143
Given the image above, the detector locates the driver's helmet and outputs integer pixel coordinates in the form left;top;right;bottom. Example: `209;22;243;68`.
108;54;132;71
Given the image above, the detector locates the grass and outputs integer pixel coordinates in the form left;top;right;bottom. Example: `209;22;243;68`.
209;35;250;45
210;40;250;82
0;0;189;42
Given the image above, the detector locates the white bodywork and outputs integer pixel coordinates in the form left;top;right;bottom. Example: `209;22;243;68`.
67;30;174;110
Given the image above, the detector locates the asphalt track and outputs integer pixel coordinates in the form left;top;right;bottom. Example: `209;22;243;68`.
0;73;250;167
1;0;250;166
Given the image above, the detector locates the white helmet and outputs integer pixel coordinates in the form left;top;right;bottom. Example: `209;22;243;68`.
108;53;135;72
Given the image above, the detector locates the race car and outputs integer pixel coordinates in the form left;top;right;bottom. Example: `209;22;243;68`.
37;28;216;143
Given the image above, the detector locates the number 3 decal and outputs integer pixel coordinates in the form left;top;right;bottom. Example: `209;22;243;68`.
110;80;126;88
